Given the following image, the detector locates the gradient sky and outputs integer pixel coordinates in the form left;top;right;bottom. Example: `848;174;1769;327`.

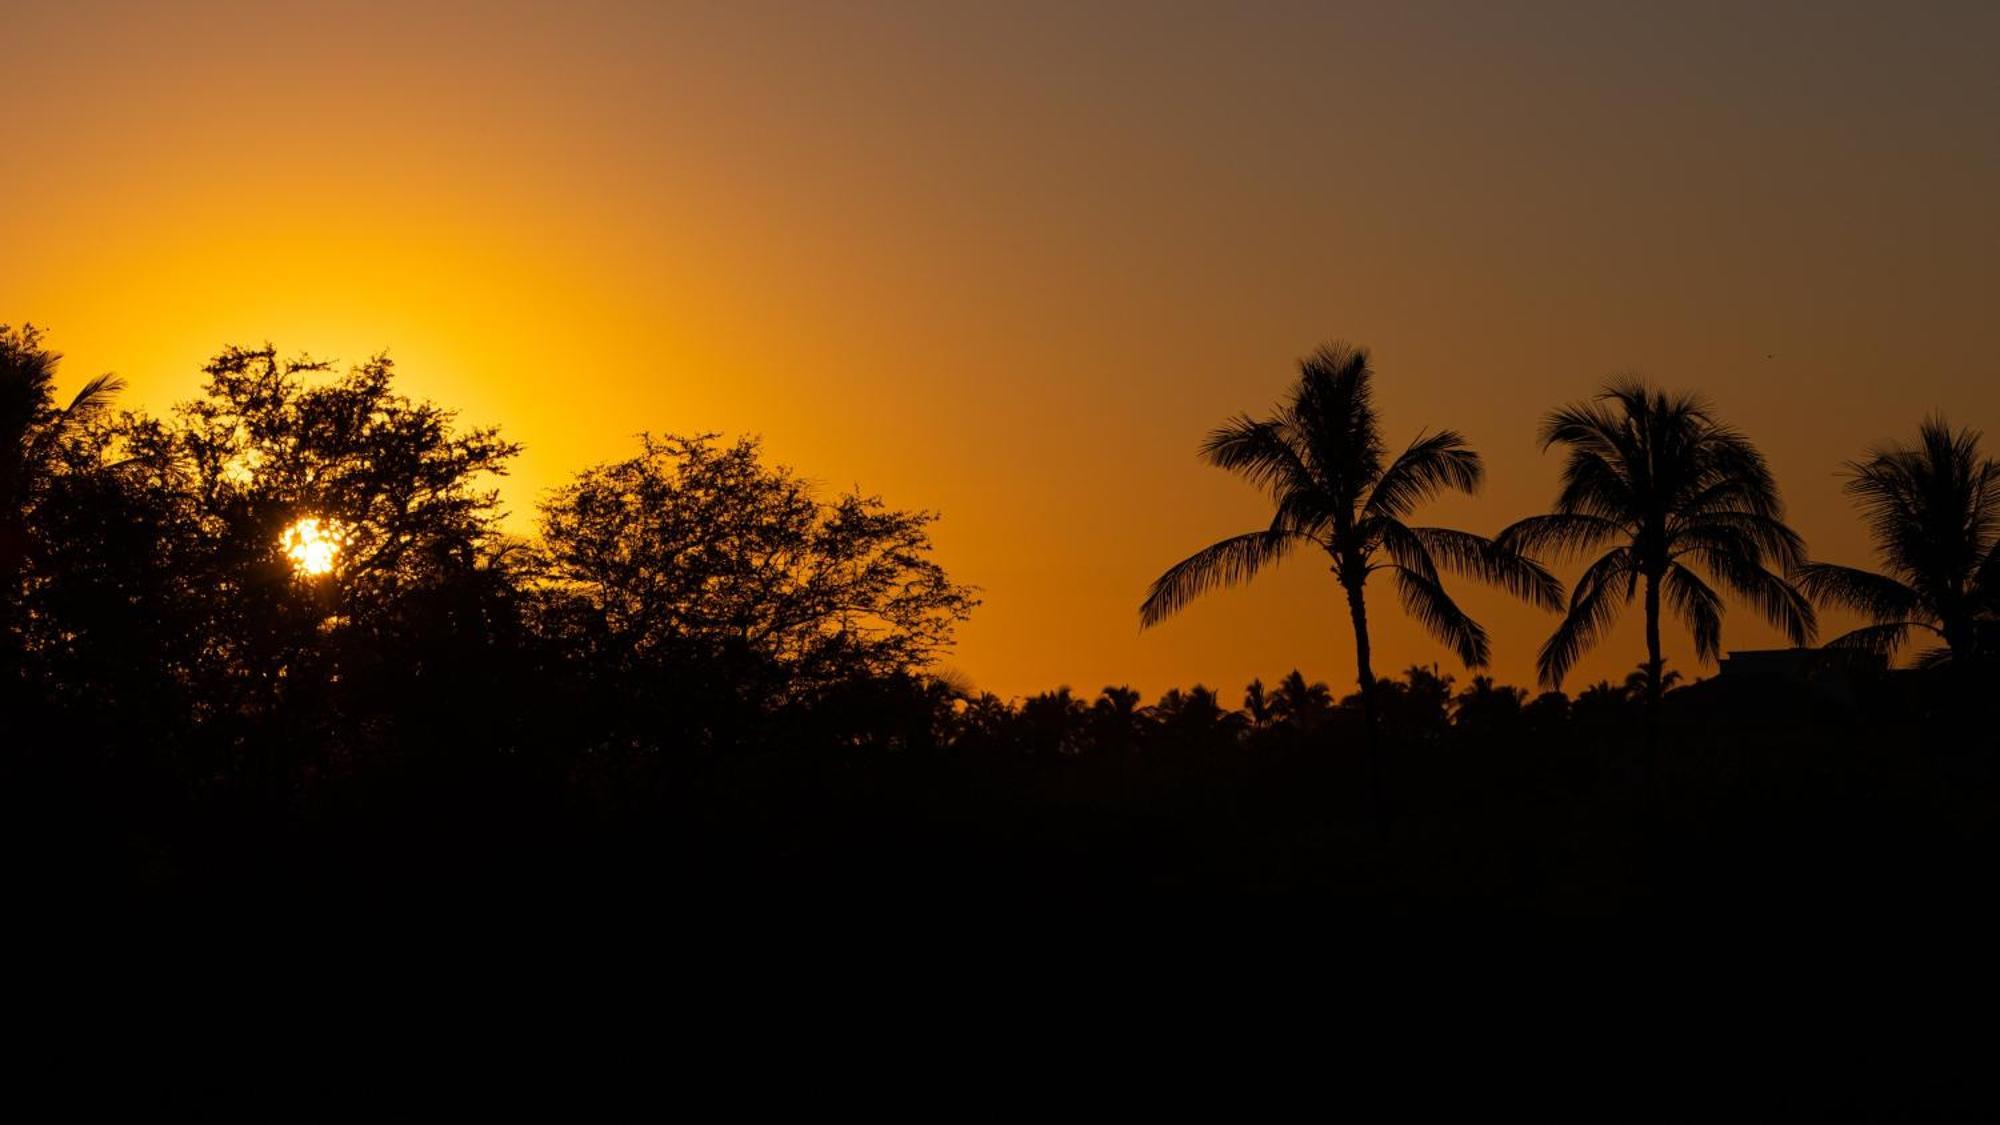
7;1;1996;699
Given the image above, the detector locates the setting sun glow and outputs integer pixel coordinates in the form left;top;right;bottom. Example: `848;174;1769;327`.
7;2;1995;697
282;517;344;578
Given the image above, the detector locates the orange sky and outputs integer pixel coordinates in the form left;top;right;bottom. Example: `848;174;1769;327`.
7;1;1997;699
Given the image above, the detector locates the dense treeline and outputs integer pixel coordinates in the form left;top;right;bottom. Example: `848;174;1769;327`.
4;325;1996;916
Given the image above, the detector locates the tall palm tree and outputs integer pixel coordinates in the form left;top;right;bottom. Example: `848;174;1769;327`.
1;325;123;671
1140;343;1561;739
1795;418;1999;669
1498;380;1815;722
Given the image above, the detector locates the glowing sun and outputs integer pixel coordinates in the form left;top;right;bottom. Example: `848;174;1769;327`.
282;517;346;577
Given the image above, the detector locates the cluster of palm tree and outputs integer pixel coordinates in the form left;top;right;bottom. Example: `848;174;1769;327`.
946;660;1716;759
959;670;1348;756
1143;341;1998;745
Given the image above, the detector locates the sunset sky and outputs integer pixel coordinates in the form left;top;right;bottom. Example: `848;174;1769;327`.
7;0;1996;699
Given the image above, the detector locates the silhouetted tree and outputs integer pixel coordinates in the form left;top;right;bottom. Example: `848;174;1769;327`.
1521;689;1572;733
19;400;194;751
19;345;521;796
1089;685;1148;755
534;433;978;741
1572;680;1636;726
1500;381;1815;731
0;325;122;689
1620;662;1682;699
29;321;2000;926
1148;684;1243;748
1242;678;1275;731
166;347;521;755
1354;664;1454;741
1140;343;1561;747
957;692;1015;749
1270;669;1335;732
1021;687;1088;755
1453;675;1527;735
1796;418;2000;671
796;672;966;753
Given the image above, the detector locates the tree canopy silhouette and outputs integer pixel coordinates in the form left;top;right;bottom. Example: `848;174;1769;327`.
1139;342;1560;736
533;432;978;729
22;346;527;780
1;324;122;691
1795;418;2000;669
1498;380;1815;718
9;322;1999;925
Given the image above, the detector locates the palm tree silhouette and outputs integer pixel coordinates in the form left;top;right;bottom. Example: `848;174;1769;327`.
1271;669;1335;731
1795;418;1999;669
1621;662;1682;699
1089;685;1148;754
1140;343;1561;742
1242;678;1275;730
1498;380;1815;724
1021;686;1087;755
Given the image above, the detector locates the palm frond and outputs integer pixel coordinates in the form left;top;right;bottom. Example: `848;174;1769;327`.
1687;424;1782;516
23;374;127;465
1793;562;1923;623
1406;525;1563;610
1979;541;2000;607
1677;473;1785;525
1140;528;1302;628
1674;509;1806;573
1272;487;1340;540
1692;547;1817;646
1374;519;1439;584
1199;417;1318;500
1822;620;1933;657
1496;513;1627;562
65;374;127;418
1287;342;1383;505
1537;398;1626;461
1911;645;1958;671
1537;547;1634;688
1364;429;1482;519
1392;566;1490;668
1552;447;1637;522
1663;563;1723;664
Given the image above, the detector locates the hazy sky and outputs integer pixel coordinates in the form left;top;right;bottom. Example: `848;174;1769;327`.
6;1;1996;698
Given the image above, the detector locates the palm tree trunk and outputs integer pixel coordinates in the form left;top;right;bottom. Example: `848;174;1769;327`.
1344;577;1379;730
1943;616;1973;668
1643;571;1664;719
1642;569;1664;809
1343;576;1385;824
1943;616;1978;715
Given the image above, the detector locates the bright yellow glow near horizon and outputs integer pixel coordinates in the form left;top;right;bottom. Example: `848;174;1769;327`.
282;518;345;579
7;2;1998;699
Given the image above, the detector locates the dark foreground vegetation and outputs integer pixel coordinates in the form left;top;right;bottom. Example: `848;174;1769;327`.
5;325;1997;924
13;658;1998;924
